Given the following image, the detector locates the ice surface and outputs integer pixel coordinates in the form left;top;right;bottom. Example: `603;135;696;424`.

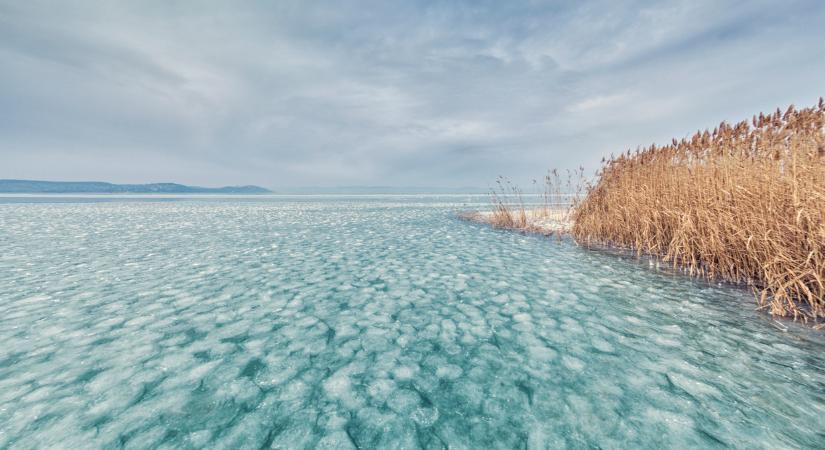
1;196;824;449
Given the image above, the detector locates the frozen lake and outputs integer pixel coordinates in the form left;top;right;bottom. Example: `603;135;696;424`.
1;195;824;448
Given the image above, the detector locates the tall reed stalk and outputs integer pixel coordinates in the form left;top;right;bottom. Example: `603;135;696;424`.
489;176;528;229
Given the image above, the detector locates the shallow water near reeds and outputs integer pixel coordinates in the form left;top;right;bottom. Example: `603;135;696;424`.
1;195;824;449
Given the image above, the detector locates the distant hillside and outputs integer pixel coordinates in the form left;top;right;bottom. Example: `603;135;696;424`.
0;179;271;194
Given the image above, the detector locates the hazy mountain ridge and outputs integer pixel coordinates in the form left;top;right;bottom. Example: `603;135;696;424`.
0;179;271;194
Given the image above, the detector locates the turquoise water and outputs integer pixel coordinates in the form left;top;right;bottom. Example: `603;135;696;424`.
1;196;824;449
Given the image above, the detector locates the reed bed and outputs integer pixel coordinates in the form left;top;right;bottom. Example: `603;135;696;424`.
483;170;584;231
572;100;825;322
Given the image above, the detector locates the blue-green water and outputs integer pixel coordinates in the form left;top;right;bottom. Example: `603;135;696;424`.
1;195;824;449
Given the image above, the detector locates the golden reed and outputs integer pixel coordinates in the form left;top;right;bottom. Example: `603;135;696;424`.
572;100;825;322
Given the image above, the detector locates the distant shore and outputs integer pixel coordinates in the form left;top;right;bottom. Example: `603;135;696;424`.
0;179;271;194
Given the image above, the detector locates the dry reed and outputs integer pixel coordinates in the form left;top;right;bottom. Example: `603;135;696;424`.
485;170;584;232
488;176;529;229
572;100;825;322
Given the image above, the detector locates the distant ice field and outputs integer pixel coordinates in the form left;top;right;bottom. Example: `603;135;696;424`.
1;196;823;449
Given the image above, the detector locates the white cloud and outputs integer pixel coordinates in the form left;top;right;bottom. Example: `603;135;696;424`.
567;93;632;113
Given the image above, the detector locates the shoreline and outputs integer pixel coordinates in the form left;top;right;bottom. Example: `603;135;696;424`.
459;208;825;330
459;208;571;235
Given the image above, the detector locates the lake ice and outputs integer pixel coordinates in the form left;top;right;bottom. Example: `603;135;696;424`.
1;196;823;449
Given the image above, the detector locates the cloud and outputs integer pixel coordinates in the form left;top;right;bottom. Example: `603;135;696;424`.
568;93;632;113
1;0;824;188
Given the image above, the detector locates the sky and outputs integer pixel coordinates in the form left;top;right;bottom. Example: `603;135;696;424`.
1;0;824;190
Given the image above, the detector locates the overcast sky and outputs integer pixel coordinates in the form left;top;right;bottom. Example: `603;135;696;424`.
1;1;824;189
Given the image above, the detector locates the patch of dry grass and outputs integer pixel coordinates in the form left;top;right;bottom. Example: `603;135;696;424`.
572;100;825;322
484;171;583;232
461;208;571;235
